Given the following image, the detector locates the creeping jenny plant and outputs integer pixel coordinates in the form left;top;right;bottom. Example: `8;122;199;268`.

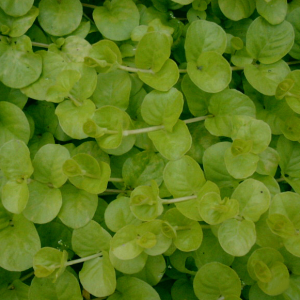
0;0;300;299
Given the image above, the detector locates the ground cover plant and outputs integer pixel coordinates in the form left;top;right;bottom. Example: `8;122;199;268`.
1;0;300;299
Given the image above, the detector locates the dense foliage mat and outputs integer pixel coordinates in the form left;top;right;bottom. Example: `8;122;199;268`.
1;0;300;299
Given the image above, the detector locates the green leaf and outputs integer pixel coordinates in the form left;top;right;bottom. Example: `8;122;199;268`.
2;279;29;300
256;0;288;25
231;179;270;222
246;16;294;64
187;51;232;93
93;0;139;41
185;20;227;62
244;60;290;96
85;39;122;73
194;230;234;268
148;120;192;160
249;283;286;300
199;193;239;225
0;101;30;147
267;213;296;238
130;181;163;221
58;183;98;229
32;144;70;188
280;70;300;114
218;218;256;256
109;250;148;275
89;106;135;154
193;262;241;300
176;181;220;221
133;255;166;286
256;147;280;177
0;214;40;271
104;197;142;232
218;0;255;21
137;220;172;256
136;32;171;73
0;6;39;38
79;251;116;298
63;153;110;194
138;59;179;92
280;114;300;141
203;142;240;196
0;0;34;17
277;135;300;178
247;247;290;296
171;278;197;300
141;88;183;132
224;147;259;179
38;0;82;36
205;89;256;137
181;74;211;117
33;247;68;279
163;155;206;198
72;220;111;257
91;70;131;110
110;224;144;260
287;8;300;60
0;139;33;180
163;208;203;252
45;70;81;103
108;276;160;300
0;35;42;88
29;270;82;300
22;181;62;224
0;81;28;109
122;151;165;188
55;99;96;140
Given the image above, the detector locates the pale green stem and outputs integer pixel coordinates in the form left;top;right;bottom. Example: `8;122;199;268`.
109;178;124;182
103;189;127;193
118;64;155;74
0;34;49;48
123;116;210;136
287;60;300;66
162;195;197;204
276;177;285;183
68;94;82;107
82;3;98;8
83;12;95;25
184;115;212;124
65;252;102;266
7;271;35;290
123;125;164;136
175;225;191;231
201;224;211;229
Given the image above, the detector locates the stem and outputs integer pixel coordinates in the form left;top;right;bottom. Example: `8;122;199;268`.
65;252;102;266
287;60;300;66
118;65;155;74
83;12;95;25
201;224;211;229
162;195;197;204
109;178;124;182
102;189;128;193
68;94;82;107
82;3;98;9
123;116;209;136
7;271;34;290
184;115;212;124
175;225;191;231
276;177;285;183
179;69;188;73
0;34;49;48
123;125;164;136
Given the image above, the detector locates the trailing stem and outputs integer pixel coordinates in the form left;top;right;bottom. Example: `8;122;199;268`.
65;252;102;266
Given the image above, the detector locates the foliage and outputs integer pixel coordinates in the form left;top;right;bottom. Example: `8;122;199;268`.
0;0;300;299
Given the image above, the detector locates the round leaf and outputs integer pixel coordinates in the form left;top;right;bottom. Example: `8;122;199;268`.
79;252;116;298
22;181;62;224
38;0;82;36
93;0;139;41
185;20;227;62
187;51;232;93
0;0;34;17
218;0;255;21
193;262;241;300
0;214;40;271
246;16;294;64
58;183;98;229
218;218;256;256
148;120;192;161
